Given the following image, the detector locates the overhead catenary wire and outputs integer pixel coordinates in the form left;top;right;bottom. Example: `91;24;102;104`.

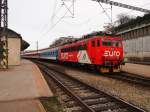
62;0;74;16
38;0;150;44
39;3;74;38
62;11;104;27
39;0;113;40
40;0;63;34
39;0;76;39
97;1;112;25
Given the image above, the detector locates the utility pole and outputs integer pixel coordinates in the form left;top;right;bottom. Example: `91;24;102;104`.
0;0;8;69
110;4;112;24
36;41;38;53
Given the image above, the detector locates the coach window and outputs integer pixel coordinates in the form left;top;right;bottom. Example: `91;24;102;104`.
92;41;95;47
97;40;100;47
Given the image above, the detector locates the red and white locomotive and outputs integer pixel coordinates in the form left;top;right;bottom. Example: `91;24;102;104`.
23;32;124;73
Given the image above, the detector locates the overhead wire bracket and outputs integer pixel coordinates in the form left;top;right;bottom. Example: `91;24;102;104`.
61;0;75;18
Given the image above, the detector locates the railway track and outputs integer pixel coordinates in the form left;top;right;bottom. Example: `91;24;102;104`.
37;60;150;87
103;72;150;87
57;61;150;87
34;60;147;112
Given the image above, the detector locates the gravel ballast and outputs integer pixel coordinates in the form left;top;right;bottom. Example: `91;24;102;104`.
45;62;150;111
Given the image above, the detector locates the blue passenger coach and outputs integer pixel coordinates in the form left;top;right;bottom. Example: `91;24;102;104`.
39;48;58;60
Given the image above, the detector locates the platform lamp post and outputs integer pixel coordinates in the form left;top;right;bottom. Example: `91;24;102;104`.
0;0;8;69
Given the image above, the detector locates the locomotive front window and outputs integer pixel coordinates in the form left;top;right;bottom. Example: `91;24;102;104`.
102;40;111;46
112;41;121;47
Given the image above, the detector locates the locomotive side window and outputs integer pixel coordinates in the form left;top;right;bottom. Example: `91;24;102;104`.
97;40;100;46
102;40;111;46
92;41;95;47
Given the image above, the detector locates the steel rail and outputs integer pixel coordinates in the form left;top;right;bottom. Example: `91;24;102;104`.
104;72;150;87
38;64;95;112
34;60;147;112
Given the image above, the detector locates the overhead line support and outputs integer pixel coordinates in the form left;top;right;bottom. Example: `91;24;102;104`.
93;0;150;13
0;0;8;69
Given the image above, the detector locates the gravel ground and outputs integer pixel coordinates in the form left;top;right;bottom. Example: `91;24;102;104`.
46;63;150;112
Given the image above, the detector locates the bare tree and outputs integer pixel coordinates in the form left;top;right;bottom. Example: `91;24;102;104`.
104;23;115;33
49;36;77;47
117;13;134;25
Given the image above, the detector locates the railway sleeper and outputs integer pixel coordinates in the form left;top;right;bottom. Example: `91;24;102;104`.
74;89;91;94
65;106;82;112
66;85;85;89
80;94;105;100
77;93;98;98
83;98;112;105
101;108;128;112
90;102;122;112
63;83;82;87
62;97;73;102
59;95;71;101
64;101;78;108
68;87;87;90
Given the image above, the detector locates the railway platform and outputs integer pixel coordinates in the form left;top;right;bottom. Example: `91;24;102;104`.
0;59;53;112
121;63;150;78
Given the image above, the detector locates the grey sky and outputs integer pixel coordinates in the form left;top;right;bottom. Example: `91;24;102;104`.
8;0;150;50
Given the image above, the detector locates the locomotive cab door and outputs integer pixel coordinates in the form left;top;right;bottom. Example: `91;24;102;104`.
90;38;101;64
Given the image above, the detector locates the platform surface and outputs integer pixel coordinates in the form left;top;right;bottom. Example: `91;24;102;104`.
0;59;53;112
121;63;150;78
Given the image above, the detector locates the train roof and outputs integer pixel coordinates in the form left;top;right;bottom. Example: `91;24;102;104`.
23;31;121;53
60;31;120;46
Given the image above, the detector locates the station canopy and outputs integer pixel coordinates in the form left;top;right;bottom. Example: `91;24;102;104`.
0;27;30;51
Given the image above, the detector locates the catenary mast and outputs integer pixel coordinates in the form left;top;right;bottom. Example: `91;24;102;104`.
0;0;8;69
